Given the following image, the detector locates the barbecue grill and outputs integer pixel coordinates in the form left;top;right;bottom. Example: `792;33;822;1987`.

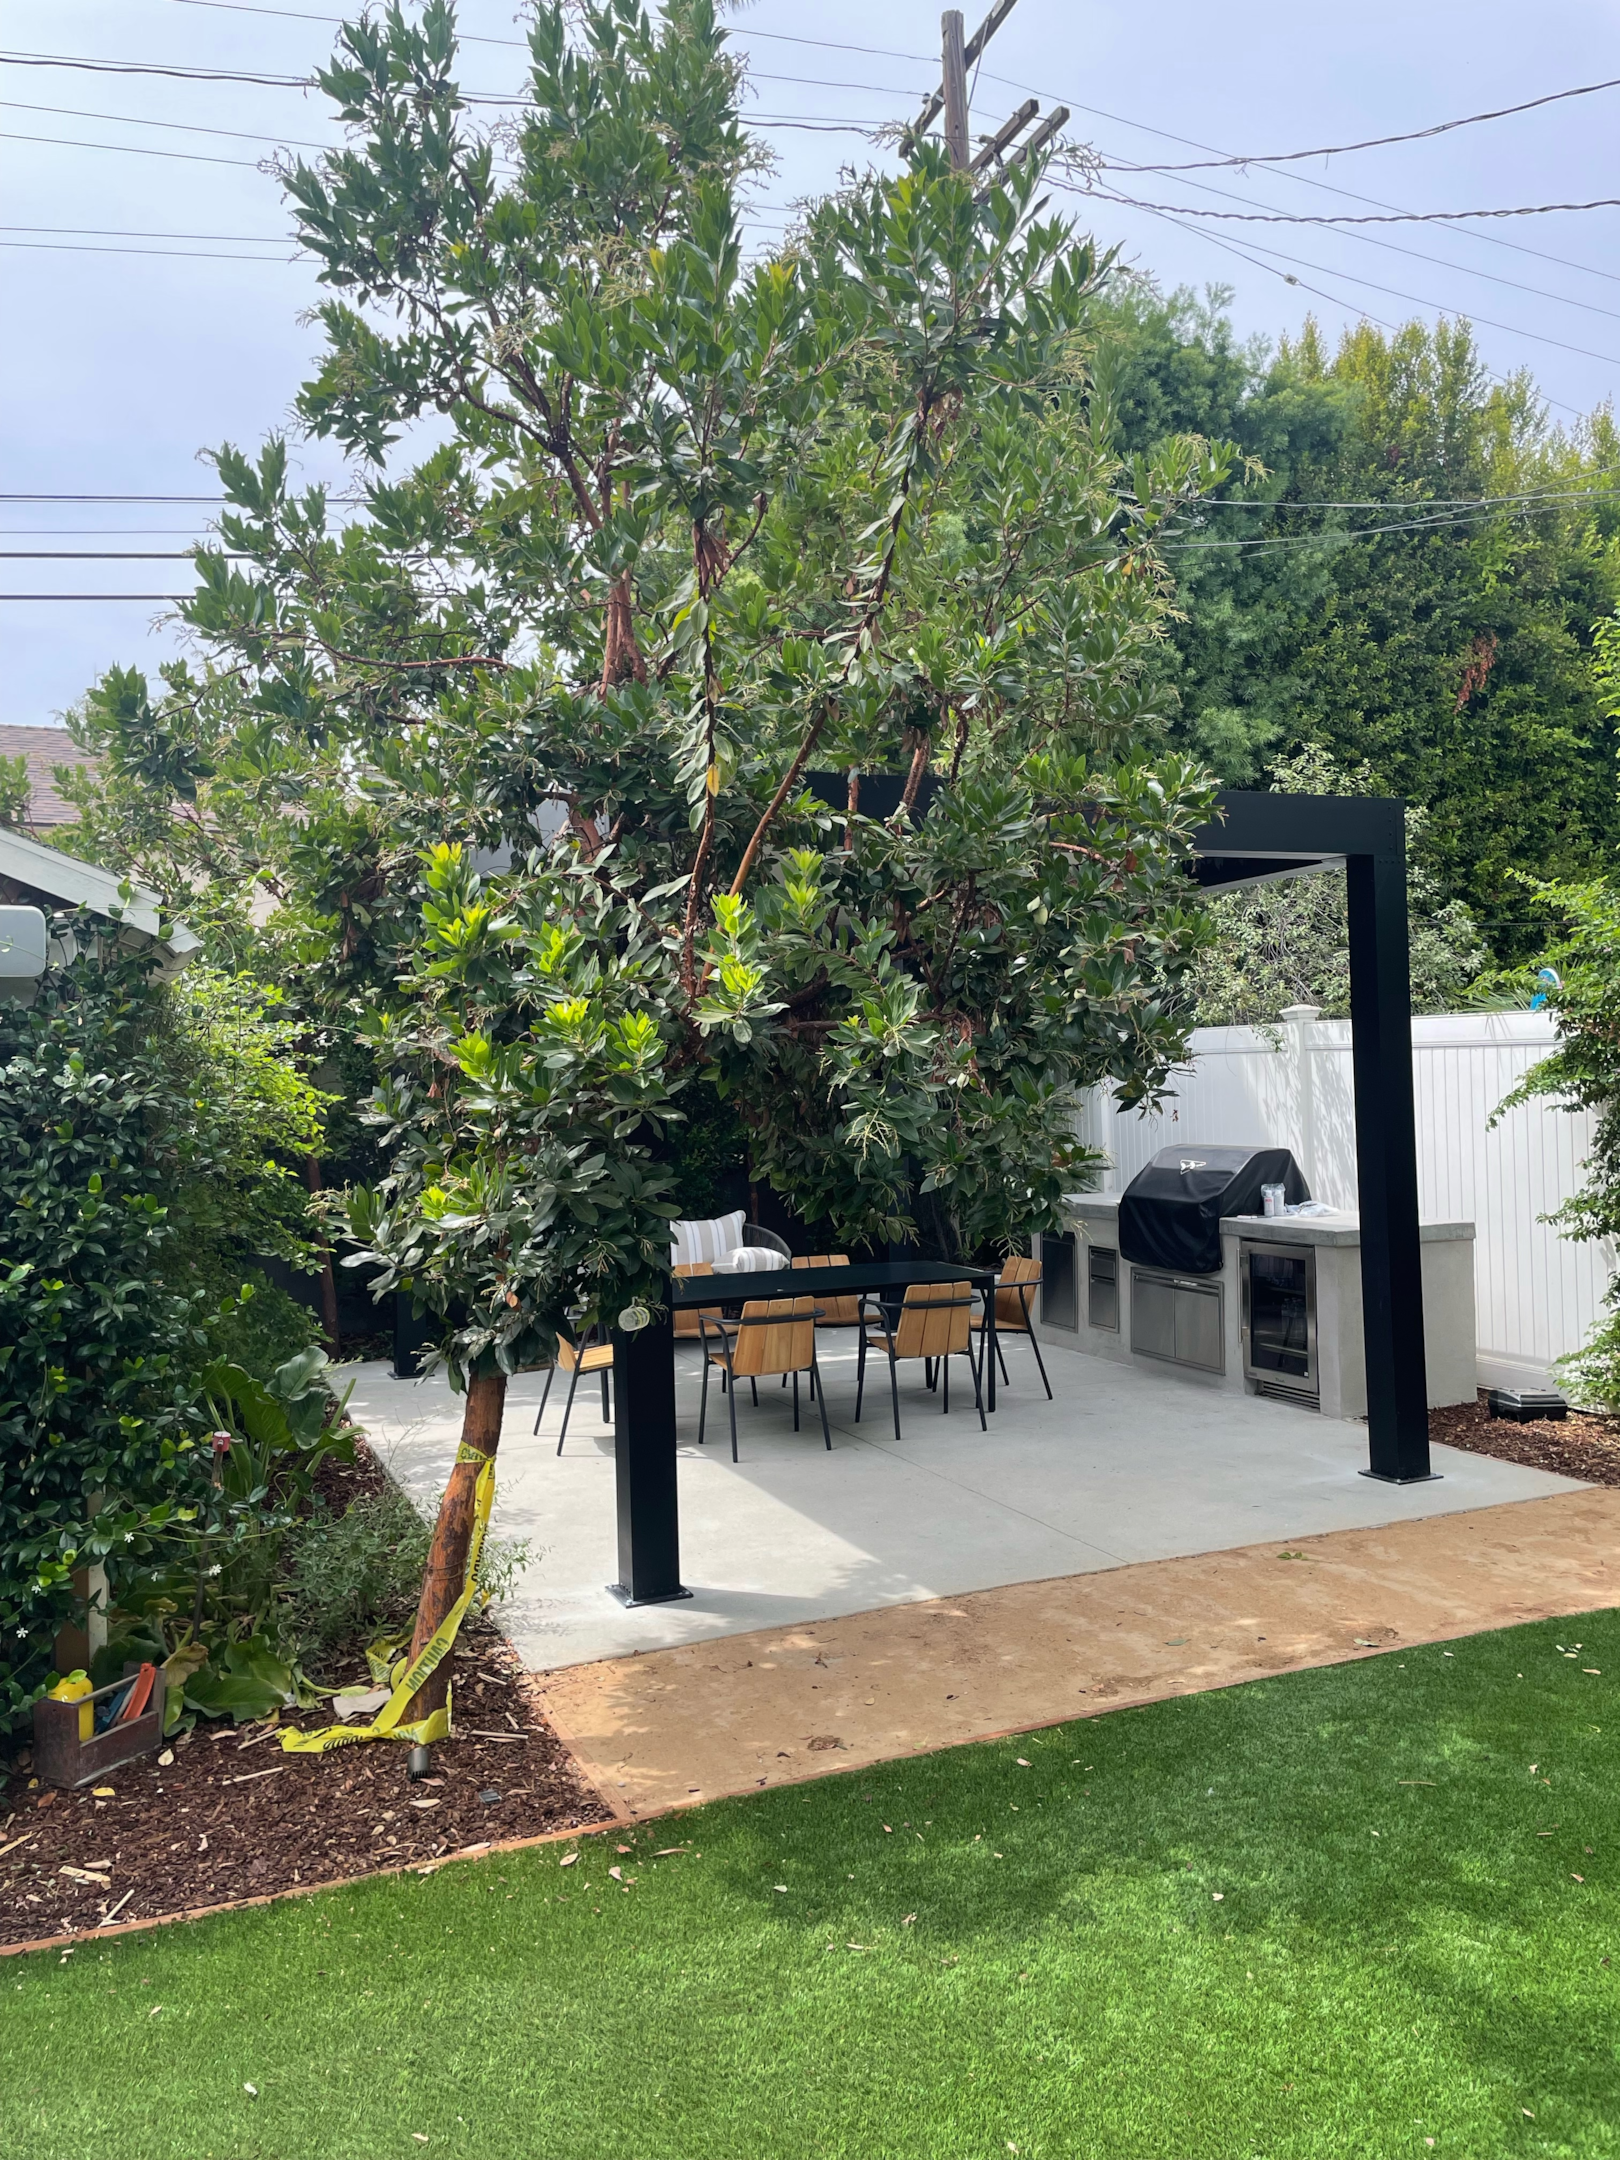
1117;1145;1310;1276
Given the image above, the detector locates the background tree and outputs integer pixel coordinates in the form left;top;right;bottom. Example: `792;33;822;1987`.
1096;286;1620;959
1182;746;1488;1026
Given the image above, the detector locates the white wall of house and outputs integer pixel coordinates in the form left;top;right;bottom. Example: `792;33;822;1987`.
1073;1011;1604;1392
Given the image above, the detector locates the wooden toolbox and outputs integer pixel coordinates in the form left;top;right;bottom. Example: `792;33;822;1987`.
33;1667;166;1788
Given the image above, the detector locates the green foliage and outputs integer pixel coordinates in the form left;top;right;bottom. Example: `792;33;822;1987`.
1493;876;1620;1405
1100;287;1620;957
59;1;1233;1366
662;1082;747;1220
280;1478;524;1674
0;752;30;831
202;1273;324;1375
0;929;331;1728
1184;748;1489;1025
279;1482;432;1671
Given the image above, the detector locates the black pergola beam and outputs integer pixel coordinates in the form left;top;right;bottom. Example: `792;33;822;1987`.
1192;792;1434;1482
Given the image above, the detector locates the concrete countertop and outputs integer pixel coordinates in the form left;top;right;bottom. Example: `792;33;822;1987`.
1058;1194;1475;1246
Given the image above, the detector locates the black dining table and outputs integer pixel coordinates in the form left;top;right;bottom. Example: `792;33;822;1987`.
606;1258;1001;1609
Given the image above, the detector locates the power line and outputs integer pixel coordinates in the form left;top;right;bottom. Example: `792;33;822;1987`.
1066;133;1620;332
0;49;309;86
1199;476;1620;510
0;127;262;167
0;238;304;261
0;492;359;504
1109;74;1620;173
0;594;193;601
163;0;941;66
1070;183;1620;368
0;223;289;241
983;69;1620;291
1158;498;1620;551
0;527;219;534
1092;186;1620;227
0;551;242;559
0;95;335;150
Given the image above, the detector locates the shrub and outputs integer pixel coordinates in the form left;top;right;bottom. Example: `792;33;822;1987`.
0;923;330;1728
279;1484;432;1670
280;1478;525;1674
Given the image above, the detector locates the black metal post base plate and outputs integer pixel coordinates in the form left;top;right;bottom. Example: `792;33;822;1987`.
1358;1469;1443;1486
605;1582;694;1609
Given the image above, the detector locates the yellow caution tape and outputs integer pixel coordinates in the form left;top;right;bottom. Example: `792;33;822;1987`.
280;1450;496;1755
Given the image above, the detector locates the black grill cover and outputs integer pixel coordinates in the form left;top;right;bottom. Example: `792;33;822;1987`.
1117;1145;1310;1275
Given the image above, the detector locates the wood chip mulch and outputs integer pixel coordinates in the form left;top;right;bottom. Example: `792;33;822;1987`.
0;1439;615;1950
1429;1391;1620;1487
0;1619;615;1949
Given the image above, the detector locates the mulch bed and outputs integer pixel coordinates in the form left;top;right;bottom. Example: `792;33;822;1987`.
0;1441;615;1950
1430;1391;1620;1486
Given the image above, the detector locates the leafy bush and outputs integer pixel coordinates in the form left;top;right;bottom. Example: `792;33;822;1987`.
279;1483;433;1670
0;923;330;1729
203;1274;323;1376
1493;876;1620;1407
282;1475;525;1677
1183;748;1488;1026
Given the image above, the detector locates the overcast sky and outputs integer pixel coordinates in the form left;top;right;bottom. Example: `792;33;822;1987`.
6;0;1619;728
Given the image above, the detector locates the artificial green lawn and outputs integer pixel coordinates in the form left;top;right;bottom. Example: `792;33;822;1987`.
7;1611;1618;2160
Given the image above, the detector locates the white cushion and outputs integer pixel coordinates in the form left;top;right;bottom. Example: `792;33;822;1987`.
724;1246;790;1273
669;1211;746;1268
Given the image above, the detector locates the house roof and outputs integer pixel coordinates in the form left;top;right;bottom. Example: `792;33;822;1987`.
0;825;199;956
0;724;98;827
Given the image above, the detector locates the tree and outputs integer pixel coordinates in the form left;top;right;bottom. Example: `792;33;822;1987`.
60;0;1235;1720
1182;747;1488;1025
1095;287;1620;959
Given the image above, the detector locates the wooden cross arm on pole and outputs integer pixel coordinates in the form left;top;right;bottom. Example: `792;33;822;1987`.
909;0;1021;145
970;97;1039;173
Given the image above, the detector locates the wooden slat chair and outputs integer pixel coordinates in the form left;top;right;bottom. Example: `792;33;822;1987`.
780;1254;861;1398
697;1296;831;1462
856;1281;985;1440
984;1254;1052;1400
672;1260;722;1342
532;1325;614;1456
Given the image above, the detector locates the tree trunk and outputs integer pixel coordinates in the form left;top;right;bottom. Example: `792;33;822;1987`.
303;1156;341;1357
402;1362;507;1723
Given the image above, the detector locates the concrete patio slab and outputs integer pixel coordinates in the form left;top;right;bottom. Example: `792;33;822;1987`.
342;1335;1587;1674
536;1486;1620;1817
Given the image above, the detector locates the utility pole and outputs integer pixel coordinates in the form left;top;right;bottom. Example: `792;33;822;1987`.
911;0;1060;180
940;12;970;172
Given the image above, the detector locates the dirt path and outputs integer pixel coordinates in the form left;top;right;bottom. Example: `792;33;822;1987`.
536;1487;1620;1816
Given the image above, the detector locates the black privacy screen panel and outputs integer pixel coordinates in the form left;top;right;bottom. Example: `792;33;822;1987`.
1117;1146;1310;1275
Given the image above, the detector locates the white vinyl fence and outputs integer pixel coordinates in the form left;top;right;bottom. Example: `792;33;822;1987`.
1074;1011;1604;1390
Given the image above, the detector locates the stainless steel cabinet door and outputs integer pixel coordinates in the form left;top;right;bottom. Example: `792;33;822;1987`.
1130;1271;1177;1361
1174;1281;1224;1373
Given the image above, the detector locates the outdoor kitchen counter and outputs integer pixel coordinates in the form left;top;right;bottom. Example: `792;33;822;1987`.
1046;1195;1478;1418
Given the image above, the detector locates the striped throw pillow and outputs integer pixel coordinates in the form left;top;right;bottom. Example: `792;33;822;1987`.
724;1246;791;1273
669;1211;746;1268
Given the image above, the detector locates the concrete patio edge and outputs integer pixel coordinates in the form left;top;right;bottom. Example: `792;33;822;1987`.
532;1486;1620;1817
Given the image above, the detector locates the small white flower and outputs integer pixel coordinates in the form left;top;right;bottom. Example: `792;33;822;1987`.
14;1627;26;1639
123;1532;134;1543
207;1563;222;1578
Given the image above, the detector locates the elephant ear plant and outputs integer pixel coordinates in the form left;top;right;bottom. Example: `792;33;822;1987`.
102;1349;357;1728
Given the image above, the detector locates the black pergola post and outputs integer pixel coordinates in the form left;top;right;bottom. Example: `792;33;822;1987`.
606;1299;691;1606
1192;793;1434;1483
